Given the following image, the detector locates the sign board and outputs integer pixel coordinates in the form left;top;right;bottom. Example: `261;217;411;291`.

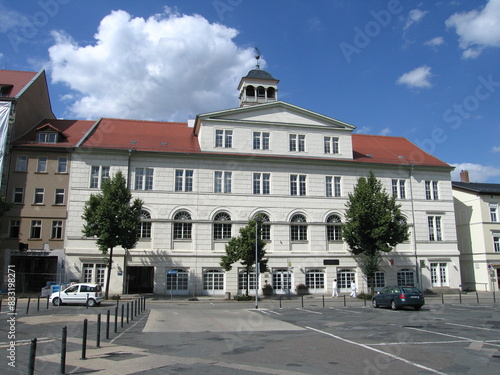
323;259;340;265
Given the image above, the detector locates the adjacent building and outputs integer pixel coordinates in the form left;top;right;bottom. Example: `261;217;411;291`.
453;171;500;292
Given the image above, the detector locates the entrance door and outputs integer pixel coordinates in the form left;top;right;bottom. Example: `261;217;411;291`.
203;269;224;295
166;268;189;295
430;263;449;287
126;267;154;293
497;268;500;290
337;269;355;293
272;268;292;295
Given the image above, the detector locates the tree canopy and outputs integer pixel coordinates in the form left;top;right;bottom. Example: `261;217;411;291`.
0;195;12;219
220;217;268;296
342;171;409;294
82;170;143;299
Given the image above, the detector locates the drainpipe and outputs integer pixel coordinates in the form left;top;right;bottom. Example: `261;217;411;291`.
409;165;421;289
122;149;133;294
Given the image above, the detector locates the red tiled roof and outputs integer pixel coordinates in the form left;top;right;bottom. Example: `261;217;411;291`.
351;134;450;167
0;69;38;98
13;119;96;147
80;118;200;153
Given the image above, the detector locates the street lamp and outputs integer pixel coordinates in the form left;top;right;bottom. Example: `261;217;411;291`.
255;216;261;309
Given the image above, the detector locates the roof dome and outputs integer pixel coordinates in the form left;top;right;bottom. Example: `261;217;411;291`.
244;69;277;81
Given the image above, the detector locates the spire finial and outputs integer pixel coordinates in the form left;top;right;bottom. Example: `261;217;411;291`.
254;47;261;69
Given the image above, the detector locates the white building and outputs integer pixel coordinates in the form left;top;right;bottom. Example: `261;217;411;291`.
62;68;461;296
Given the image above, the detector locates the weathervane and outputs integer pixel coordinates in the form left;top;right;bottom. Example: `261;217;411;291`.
254;47;261;69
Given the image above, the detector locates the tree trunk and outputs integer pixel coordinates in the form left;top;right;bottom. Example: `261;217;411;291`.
105;247;114;300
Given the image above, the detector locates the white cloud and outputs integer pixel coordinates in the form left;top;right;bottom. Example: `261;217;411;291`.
424;37;445;47
492;146;500;153
396;66;433;89
354;126;371;134
379;127;391;136
404;9;429;30
446;0;500;59
48;10;257;121
451;163;500;182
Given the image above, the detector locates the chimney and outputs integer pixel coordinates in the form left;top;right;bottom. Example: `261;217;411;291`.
460;170;470;183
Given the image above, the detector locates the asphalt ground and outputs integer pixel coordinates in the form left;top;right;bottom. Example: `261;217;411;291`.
1;294;499;374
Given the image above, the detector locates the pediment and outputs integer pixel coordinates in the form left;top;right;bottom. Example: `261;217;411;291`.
195;101;355;131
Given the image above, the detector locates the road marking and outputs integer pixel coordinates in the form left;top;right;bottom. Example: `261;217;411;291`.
256;309;282;316
370;340;469;346
446;322;500;332
110;312;149;344
296;308;323;315
328;307;362;314
306;326;448;375
0;338;53;348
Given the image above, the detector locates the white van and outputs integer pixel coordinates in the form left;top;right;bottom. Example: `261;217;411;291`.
49;283;103;307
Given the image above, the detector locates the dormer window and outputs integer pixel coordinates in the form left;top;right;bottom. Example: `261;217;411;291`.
37;132;58;144
0;85;13;97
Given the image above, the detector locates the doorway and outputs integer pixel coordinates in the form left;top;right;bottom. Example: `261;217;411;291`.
126;266;154;293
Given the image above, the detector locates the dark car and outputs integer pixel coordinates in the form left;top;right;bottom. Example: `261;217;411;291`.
372;285;424;310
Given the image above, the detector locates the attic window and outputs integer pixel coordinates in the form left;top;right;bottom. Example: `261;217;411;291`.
37;132;58;144
0;85;13;97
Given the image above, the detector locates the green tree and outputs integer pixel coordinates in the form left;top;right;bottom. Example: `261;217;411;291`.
342;171;409;295
82;171;143;299
0;195;12;218
220;218;268;296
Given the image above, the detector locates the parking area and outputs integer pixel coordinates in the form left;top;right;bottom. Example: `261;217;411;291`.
1;297;499;374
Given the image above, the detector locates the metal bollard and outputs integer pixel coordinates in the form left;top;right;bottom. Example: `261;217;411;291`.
81;319;88;360
131;302;134;321
301;295;304;308
343;294;346;307
279;296;282;309
494;291;496;304
37;296;40;311
47;295;50;309
143;295;146;310
127;302;129;324
322;295;325;308
459;292;462;304
0;298;2;313
441;293;444;304
96;314;101;348
121;304;124;328
106;310;110;340
114;307;118;333
28;338;37;375
60;326;67;374
476;291;479;303
26;296;31;314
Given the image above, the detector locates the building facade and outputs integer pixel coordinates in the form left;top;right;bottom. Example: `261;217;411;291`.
453;171;500;292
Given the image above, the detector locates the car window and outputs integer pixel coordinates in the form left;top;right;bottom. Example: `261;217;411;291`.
402;287;421;293
380;287;389;294
66;285;78;293
391;287;400;294
80;285;89;292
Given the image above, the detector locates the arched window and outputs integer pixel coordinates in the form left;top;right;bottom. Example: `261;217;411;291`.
290;214;307;241
267;87;275;99
257;86;265;98
254;213;271;241
238;269;256;292
337;269;355;290
305;269;325;291
203;269;224;292
213;212;232;240
326;214;342;241
166;268;189;293
137;210;151;239
397;268;415;286
245;85;255;97
173;211;192;240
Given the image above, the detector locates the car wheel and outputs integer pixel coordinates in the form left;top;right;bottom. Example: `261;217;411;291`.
372;299;379;308
414;305;422;311
52;297;61;306
390;300;398;310
87;298;96;307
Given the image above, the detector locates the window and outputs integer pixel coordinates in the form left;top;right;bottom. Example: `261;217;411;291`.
254;213;271;241
392;179;406;199
253;173;270;195
490;206;499;222
431;263;448;287
213;212;232;240
238;269;256;292
428;216;442;241
175;169;193;192
494;236;500;253
273;268;292;293
253;132;270;150
327;214;342;241
305;269;325;291
51;221;63;239
290;174;306;196
82;263;106;285
34;188;44;204
203;269;224;291
135;168;154;190
215;129;232;148
324;137;339;154
54;189;65;205
289;134;305;152
90;166;110;188
137;210;152;239
57;157;68;173
15;156;27;172
30;220;42;239
326;176;341;197
173;211;192;240
425;181;439;200
214;171;232;193
368;272;385;289
37;157;48;173
9;220;20;238
13;187;24;204
166;269;189;291
397;268;415;286
37;132;57;143
291;214;307;241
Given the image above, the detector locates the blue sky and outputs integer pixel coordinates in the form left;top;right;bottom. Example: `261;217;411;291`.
1;0;499;182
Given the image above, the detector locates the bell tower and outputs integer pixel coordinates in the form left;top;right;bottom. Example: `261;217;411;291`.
237;49;279;107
